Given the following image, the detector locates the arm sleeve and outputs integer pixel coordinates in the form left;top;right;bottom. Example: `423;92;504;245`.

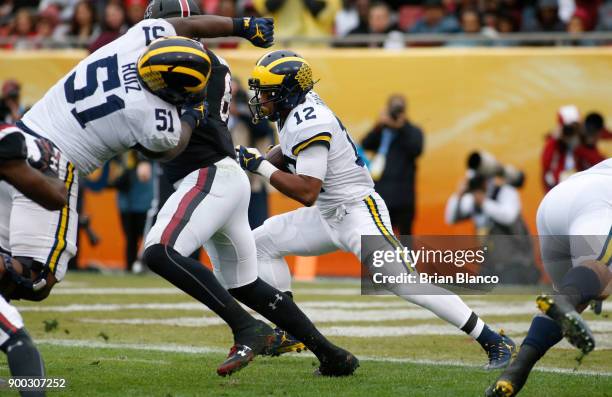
445;193;475;224
482;186;521;226
296;144;328;181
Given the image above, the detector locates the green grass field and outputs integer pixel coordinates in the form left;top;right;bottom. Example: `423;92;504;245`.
3;273;611;396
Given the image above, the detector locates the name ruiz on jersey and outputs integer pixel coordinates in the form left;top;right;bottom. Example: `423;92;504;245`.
121;62;141;93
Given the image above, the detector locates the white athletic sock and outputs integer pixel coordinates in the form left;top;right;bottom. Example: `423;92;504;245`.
392;282;483;338
257;257;293;293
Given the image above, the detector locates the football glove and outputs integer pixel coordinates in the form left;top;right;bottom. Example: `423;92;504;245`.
28;138;60;178
233;17;274;48
235;145;265;173
180;100;208;130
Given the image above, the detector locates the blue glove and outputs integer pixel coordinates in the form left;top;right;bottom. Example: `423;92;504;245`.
233;17;274;48
180;101;208;130
235;145;264;173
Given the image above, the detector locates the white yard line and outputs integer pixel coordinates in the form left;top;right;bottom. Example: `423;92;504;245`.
17;301;410;312
35;338;612;377
65;303;549;322
77;316;612;349
52;287;370;296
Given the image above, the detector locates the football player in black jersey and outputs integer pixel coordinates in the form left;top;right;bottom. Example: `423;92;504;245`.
141;0;359;378
0;130;68;397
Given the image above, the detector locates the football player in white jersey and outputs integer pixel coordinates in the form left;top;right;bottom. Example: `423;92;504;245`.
0;13;274;302
487;159;612;397
142;0;358;378
236;50;516;369
0;129;69;397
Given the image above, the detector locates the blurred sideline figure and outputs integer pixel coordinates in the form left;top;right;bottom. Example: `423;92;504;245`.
574;111;611;171
445;151;538;284
228;77;274;229
0;128;68;397
541;105;581;192
487;158;612;396
253;0;340;42
361;93;423;236
107;151;153;272
0;79;25;125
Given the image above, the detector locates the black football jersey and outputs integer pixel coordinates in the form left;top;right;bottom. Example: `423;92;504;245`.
163;49;236;184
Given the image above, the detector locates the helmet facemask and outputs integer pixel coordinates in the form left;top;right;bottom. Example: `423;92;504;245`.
248;78;305;124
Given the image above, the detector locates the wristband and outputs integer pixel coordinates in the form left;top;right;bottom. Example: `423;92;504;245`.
232;18;247;37
257;160;278;181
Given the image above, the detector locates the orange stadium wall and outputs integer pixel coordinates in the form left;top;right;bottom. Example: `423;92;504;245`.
2;48;612;276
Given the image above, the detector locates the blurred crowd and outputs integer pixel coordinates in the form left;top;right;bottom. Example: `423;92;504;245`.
1;0;612;49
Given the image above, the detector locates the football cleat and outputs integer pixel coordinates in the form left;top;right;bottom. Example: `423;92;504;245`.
484;344;540;397
267;327;307;356
484;330;517;370
217;344;255;377
314;348;359;377
485;379;516;397
536;294;595;355
217;320;275;377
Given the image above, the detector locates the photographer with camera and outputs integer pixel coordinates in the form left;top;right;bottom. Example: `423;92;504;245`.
0;80;25;125
362;94;423;236
445;151;539;284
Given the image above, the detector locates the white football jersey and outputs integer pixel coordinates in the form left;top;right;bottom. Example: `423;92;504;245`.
20;19;181;174
571;158;612;179
278;91;374;211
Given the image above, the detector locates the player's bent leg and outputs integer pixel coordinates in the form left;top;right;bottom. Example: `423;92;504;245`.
216;192;357;376
354;193;515;369
253;225;293;293
2;329;46;397
229;278;358;376
0;297;45;397
534;260;608;356
254;207;337;294
486;314;563;397
6;159;78;302
143;164;275;376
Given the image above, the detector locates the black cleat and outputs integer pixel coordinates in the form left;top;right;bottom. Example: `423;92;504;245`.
266;327;307;357
217;320;275;377
315;348;359;377
484;330;517;370
485;379;517;397
484;344;539;397
536;294;595;355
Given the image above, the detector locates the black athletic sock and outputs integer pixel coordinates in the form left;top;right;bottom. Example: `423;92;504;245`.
559;266;603;308
284;291;293;300
230;278;337;359
522;315;563;359
143;244;256;335
2;329;45;397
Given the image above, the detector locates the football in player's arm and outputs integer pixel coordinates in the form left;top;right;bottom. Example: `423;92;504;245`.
237;144;323;207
